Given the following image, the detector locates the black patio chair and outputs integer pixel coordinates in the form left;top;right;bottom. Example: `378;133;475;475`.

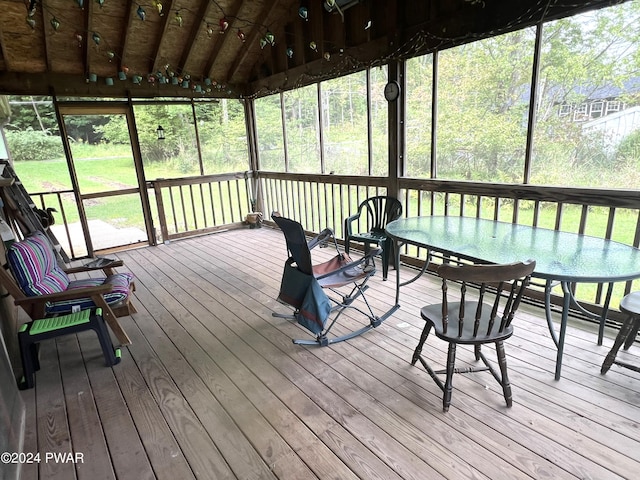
344;195;402;280
412;259;536;411
272;212;399;346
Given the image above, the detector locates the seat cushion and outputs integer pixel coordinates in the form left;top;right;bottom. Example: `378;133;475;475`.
45;272;134;314
7;232;70;296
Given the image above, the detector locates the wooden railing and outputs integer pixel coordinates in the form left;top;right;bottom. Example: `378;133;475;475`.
259;173;640;319
28;171;640;320
150;172;252;242
399;178;640;309
258;172;389;238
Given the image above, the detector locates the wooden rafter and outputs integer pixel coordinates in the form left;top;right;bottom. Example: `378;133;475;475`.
119;0;136;72
177;0;214;74
42;3;55;72
84;1;93;76
204;0;245;79
226;0;281;83
151;0;176;74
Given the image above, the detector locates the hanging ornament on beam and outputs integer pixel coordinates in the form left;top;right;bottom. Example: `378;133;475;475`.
26;0;37;16
286;46;294;58
219;18;229;33
174;10;183;27
50;17;60;31
265;31;275;46
206;23;214;38
237;30;246;42
74;32;83;47
154;0;163;16
25;15;36;29
259;37;267;49
137;5;146;21
106;51;115;61
298;7;308;21
92;32;101;45
96;0;105;7
76;0;84;9
309;41;317;52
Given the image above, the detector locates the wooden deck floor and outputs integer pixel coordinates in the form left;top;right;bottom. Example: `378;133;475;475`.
20;226;640;480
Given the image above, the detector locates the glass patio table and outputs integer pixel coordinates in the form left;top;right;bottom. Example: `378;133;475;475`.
385;215;640;380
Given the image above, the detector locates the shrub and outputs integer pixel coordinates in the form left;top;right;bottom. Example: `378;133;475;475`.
5;129;64;162
616;129;640;167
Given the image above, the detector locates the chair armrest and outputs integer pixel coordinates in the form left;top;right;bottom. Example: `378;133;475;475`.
14;283;114;306
344;212;362;238
315;248;382;281
308;228;334;250
65;259;124;274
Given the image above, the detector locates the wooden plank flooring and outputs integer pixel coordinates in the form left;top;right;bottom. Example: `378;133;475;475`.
21;226;640;479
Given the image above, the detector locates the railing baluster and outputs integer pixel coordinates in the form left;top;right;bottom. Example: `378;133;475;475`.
209;183;217;226
169;187;178;235
189;184;198;231
555;203;564;231
218;181;226;224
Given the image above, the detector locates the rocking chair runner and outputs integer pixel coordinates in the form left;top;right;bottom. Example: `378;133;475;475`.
271;213;399;346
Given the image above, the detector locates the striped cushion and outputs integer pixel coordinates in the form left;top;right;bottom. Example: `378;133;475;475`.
45;272;134;314
7;232;70;296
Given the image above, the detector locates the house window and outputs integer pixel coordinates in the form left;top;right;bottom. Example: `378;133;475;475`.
573;103;588;122
590;101;604;118
558;104;571;117
606;100;621;115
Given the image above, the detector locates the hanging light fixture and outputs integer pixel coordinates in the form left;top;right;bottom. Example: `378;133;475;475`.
156;126;165;141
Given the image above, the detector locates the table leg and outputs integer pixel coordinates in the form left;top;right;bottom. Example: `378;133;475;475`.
554;282;572;380
394;240;401;306
392;241;430;306
597;282;614;346
544;279;559;349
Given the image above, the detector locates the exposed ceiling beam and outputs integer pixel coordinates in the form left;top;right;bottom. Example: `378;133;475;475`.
151;0;175;73
43;5;56;72
84;1;93;76
204;0;245;79
178;0;214;74
226;0;281;83
119;0;136;72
